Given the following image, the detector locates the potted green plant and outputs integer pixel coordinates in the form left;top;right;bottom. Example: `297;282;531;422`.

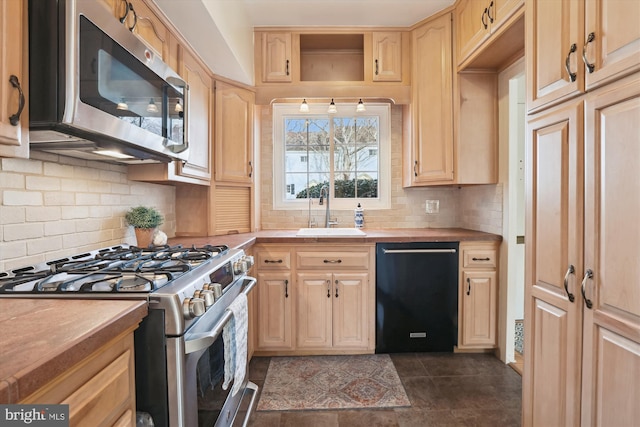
125;206;164;247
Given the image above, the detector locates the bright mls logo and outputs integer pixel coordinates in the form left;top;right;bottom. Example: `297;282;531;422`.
0;405;68;426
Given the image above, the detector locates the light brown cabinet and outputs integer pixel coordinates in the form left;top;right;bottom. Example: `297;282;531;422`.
458;242;498;349
128;45;213;185
296;272;369;350
214;81;254;184
255;244;374;355
261;32;293;83
526;0;640;113
404;12;454;186
20;332;137;426
0;0;28;158
523;74;640;426
455;0;523;67
372;32;402;82
256;247;293;351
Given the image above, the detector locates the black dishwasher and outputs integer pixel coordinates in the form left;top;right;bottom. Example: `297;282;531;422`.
375;242;458;353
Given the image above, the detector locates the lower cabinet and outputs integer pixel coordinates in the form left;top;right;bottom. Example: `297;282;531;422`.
20;332;137;426
296;272;369;350
254;244;375;355
458;241;498;350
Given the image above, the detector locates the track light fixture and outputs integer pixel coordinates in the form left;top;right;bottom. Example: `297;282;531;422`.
116;98;129;111
356;99;366;112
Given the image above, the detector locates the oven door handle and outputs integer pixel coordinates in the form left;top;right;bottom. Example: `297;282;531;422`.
184;277;257;355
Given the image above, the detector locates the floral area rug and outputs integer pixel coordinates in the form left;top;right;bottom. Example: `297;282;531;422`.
256;354;411;411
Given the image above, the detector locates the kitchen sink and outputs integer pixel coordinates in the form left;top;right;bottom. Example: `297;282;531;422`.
296;228;367;237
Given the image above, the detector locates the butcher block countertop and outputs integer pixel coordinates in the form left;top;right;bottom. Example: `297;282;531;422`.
168;227;502;250
0;299;147;404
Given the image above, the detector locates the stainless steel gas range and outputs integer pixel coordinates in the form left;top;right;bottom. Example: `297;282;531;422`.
0;244;258;427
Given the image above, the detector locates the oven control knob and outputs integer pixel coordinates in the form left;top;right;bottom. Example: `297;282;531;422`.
194;289;215;308
183;297;206;319
233;260;248;275
243;255;254;268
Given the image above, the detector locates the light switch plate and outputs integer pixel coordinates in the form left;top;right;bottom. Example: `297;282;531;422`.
425;199;439;214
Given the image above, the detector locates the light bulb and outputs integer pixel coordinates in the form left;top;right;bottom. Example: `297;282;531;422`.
327;98;337;114
356;99;366;112
116;98;128;111
175;99;183;113
300;99;310;113
146;98;158;113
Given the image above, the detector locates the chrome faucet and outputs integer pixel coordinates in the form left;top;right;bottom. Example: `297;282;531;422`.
318;184;337;228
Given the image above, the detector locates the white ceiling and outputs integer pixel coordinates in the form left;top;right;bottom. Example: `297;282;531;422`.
155;0;455;85
242;0;455;27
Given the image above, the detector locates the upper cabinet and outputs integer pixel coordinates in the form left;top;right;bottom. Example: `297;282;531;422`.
262;32;293;82
128;44;213;185
214;81;254;184
372;32;403;82
526;0;640;113
455;0;523;69
0;0;29;158
404;13;454;186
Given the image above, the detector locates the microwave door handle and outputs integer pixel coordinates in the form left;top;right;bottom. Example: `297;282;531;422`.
183;277;256;355
182;82;189;152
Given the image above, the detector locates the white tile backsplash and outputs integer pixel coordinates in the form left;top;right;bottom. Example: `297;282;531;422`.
0;153;176;272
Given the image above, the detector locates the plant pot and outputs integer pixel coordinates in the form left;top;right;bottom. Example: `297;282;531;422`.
134;227;156;248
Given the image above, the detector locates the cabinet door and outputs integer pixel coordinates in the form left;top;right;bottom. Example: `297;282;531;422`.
128;0;170;61
460;271;497;347
581;74;640;426
296;272;333;349
215;81;254;184
584;0;640;90
523;100;584;427
0;0;28;158
332;273;369;349
526;0;585;112
257;272;293;349
491;0;524;32
372;32;402;82
456;0;490;65
409;14;454;185
178;48;213;182
262;32;292;82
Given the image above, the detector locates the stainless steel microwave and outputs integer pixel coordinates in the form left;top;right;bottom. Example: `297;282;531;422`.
28;0;189;163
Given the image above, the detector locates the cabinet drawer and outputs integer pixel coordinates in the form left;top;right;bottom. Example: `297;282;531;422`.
462;248;497;268
257;250;291;270
297;251;369;269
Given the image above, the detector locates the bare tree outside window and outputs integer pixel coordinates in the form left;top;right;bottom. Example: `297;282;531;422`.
284;115;379;200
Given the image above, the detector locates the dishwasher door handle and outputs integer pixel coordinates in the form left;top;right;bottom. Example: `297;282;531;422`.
382;249;457;254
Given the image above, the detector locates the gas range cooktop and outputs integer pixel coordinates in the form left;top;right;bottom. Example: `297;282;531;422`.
0;244;229;295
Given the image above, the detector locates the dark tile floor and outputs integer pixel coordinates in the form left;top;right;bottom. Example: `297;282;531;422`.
247;352;522;427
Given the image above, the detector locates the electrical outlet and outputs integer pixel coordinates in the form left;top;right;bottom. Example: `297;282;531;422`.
425;199;439;214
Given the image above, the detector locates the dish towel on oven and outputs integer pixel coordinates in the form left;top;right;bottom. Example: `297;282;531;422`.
222;292;248;396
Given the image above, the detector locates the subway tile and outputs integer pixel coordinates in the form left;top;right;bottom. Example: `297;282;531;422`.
44;220;77;236
44;191;75;206
75;192;101;206
0;207;25;224
25;206;61;222
4;223;44;241
61;206;90;220
3;191;43;206
1;158;42;174
44;162;75;178
27;236;63;256
0;172;25;189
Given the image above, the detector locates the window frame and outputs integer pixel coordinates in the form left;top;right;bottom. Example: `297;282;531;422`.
272;102;391;210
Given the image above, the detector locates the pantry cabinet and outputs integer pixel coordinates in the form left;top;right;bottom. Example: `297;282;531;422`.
458;242;498;349
0;0;28;158
404;12;454;186
455;0;523;67
523;74;640;426
526;0;640;113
